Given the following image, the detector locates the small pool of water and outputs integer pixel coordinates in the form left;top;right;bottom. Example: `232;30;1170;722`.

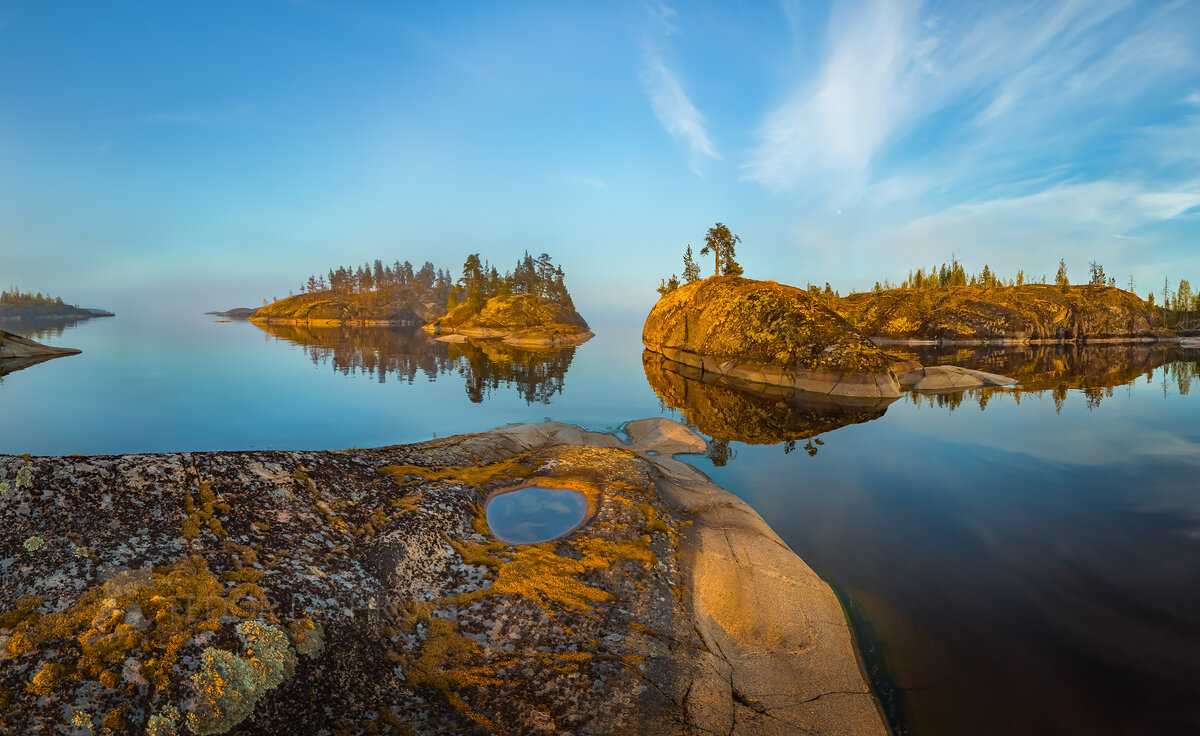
486;486;588;544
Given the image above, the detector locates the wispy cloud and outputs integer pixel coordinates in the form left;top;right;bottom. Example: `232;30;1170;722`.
745;0;1197;197
898;180;1200;267
641;50;719;172
648;2;679;35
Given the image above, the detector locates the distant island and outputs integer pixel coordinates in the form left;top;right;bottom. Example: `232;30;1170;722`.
249;252;591;347
0;288;113;322
204;307;256;320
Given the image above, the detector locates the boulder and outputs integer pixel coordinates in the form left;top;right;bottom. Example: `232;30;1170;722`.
643;276;900;398
0;420;888;736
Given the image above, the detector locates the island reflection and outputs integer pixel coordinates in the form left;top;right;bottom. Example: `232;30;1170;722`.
642;351;896;454
644;343;1200;454
903;342;1199;412
254;321;579;405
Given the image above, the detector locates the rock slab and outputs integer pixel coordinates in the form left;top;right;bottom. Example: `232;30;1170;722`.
0;419;886;736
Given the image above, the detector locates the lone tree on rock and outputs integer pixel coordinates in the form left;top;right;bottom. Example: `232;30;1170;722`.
682;245;702;284
700;223;743;277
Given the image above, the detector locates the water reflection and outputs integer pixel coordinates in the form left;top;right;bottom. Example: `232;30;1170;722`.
901;343;1199;412
255;322;579;405
641;351;896;452
0;316;89;341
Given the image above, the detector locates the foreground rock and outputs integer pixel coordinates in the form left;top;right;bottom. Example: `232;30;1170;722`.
0;330;81;377
836;285;1164;343
644;276;900;399
425;293;593;348
0;420;886;735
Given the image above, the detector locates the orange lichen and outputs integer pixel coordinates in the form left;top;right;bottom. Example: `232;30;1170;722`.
3;555;275;697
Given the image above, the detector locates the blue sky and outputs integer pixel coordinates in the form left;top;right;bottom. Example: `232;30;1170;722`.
1;0;1198;316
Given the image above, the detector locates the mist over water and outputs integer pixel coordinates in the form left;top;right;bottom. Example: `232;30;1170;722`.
2;309;1198;735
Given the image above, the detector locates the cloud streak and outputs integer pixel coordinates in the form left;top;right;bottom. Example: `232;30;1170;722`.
745;0;1198;197
641;50;719;173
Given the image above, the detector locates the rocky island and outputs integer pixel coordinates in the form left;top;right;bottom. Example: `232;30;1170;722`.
0;288;113;323
0;419;887;736
835;284;1165;344
424;293;592;348
644;276;901;399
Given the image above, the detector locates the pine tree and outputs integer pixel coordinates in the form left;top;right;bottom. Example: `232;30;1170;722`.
1056;259;1069;293
700;223;743;277
682;245;701;284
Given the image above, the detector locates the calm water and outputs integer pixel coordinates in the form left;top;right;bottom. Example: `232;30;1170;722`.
3;311;1199;735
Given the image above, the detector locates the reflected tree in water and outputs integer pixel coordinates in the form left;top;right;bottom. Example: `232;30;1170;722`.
254;322;578;405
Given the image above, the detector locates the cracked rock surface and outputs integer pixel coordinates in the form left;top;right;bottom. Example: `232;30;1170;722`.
0;418;886;736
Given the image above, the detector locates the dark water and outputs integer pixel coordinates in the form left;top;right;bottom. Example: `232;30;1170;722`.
486;486;589;544
2;312;1199;735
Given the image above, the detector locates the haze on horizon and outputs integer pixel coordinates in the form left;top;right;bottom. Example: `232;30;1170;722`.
1;0;1198;317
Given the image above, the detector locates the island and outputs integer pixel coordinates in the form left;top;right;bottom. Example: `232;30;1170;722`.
424;292;592;348
0;419;887;736
835;283;1167;344
204;308;257;320
0;288;113;323
644;275;902;398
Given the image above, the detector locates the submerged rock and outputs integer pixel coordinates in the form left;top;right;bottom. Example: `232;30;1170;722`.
0;419;886;735
897;365;1017;392
643;276;900;398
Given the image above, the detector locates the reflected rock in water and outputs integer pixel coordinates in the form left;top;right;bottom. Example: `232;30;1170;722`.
254;321;579;405
643;351;896;446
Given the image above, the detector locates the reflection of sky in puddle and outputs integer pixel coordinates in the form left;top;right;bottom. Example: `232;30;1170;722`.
486;486;587;544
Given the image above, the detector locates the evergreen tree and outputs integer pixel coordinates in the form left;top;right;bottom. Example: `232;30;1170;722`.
1056;259;1070;293
700;222;743;276
682;244;702;283
656;275;680;297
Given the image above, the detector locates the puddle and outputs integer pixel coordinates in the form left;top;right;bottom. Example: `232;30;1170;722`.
486;486;588;544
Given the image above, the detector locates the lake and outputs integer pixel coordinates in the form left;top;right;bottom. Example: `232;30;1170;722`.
2;311;1198;735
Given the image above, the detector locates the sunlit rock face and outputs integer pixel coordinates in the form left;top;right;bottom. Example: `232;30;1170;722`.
643;276;900;398
836;285;1160;343
0;419;888;736
250;290;443;326
643;351;894;445
426;293;593;348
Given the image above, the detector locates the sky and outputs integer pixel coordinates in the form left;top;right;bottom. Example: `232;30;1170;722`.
1;0;1198;317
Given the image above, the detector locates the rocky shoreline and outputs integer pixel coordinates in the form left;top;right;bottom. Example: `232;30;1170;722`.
0;419;886;735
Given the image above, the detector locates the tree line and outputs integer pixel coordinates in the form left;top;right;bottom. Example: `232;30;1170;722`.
290;251;575;313
0;287;68;306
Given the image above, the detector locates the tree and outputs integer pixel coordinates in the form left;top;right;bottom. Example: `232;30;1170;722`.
535;253;555;298
1178;279;1193;326
1088;261;1106;286
682;245;702;284
656;275;680;297
700;222;743;277
1056;259;1069;293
